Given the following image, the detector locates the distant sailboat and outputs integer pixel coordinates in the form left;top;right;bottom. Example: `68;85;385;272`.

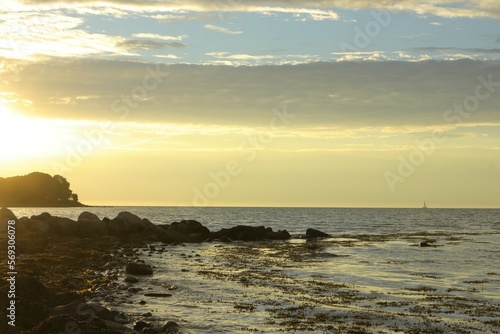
422;201;428;209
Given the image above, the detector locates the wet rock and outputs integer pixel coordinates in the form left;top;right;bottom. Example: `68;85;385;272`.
144;293;172;297
266;230;291;240
126;262;153;275
419;241;431;247
212;225;269;241
134;320;152;331
162;320;180;333
305;228;331;238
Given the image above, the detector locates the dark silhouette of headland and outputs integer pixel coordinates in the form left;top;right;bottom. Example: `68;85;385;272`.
0;172;85;207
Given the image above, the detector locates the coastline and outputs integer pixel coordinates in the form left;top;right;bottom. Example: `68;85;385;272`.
1;208;499;333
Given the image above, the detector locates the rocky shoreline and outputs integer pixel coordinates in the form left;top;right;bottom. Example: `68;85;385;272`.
0;207;325;334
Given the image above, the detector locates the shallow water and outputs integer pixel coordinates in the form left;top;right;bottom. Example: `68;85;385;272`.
10;207;500;332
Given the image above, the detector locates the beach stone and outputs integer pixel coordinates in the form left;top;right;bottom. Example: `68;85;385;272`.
419;241;431;247
305;228;331;238
126;262;153;275
77;211;108;237
144;293;172;297
125;275;139;283
134;320;152;331
162;320;180;333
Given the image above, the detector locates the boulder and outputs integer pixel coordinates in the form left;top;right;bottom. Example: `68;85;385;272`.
160;230;187;244
48;216;79;236
212;225;270;241
266;230;291;240
22;217;51;234
163;320;180;333
126;262;153;275
30;212;52;221
107;211;145;235
305;228;331;238
168;220;211;238
77;212;108;237
0;207;17;232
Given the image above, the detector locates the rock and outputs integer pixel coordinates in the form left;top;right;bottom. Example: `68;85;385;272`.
30;212;52;221
160;230;186;244
419;241;431;247
211;225;270;241
305;228;331;238
134;320;152;331
125;275;139;283
77;211;108;237
47;216;79;236
21;217;51;234
162;320;180;333
107;211;146;235
126;262;153;275
266;230;291;240
144;293;172;297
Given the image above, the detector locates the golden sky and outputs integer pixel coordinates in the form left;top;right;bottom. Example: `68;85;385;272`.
0;0;499;207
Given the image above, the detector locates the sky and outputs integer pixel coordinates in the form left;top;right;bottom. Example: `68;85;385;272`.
0;0;499;208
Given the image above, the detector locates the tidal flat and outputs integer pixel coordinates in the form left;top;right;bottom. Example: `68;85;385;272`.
100;232;500;333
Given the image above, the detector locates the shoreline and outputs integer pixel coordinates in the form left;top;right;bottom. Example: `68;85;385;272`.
1;208;499;333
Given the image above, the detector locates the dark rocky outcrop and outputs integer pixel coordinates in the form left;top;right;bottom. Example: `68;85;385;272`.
305;228;331;238
211;225;291;241
158;220;211;243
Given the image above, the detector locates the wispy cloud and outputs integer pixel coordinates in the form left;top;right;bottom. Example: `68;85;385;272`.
204;24;243;35
116;39;185;51
10;0;500;19
132;33;188;41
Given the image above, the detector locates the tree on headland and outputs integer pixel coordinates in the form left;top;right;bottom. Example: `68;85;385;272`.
0;172;85;207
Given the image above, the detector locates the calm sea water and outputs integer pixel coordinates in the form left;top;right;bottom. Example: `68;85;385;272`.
9;207;500;332
10;206;500;235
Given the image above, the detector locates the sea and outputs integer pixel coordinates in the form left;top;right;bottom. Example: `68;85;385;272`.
9;207;500;333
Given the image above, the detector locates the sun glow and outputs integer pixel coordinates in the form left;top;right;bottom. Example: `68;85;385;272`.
0;106;65;162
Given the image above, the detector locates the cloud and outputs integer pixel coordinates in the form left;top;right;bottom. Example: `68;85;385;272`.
10;0;500;20
204;24;243;35
116;39;185;51
132;33;188;41
2;57;500;132
0;10;125;59
412;47;500;54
